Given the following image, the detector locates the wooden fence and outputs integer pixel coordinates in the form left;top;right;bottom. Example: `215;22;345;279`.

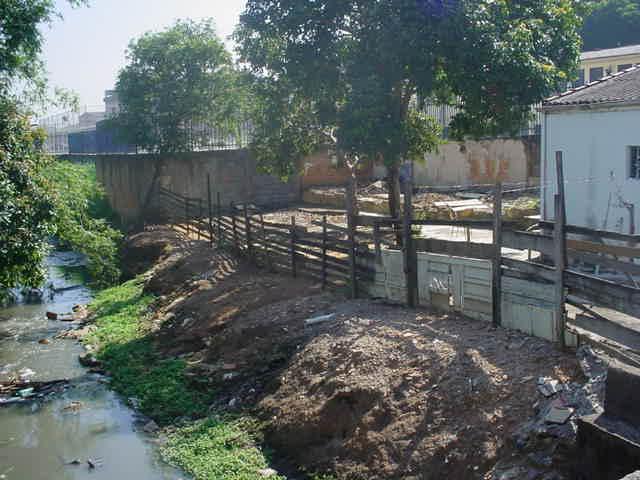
156;184;375;291
155;160;640;350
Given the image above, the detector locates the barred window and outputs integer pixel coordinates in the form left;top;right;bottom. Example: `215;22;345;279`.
630;147;640;180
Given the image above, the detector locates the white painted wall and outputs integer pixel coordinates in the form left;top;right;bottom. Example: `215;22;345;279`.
541;106;640;232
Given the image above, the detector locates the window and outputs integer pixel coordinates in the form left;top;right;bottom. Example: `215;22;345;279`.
589;67;604;82
618;64;633;72
630;147;640;179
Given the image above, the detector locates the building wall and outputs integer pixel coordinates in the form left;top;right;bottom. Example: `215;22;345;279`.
407;137;539;187
541;106;640;232
93;150;300;224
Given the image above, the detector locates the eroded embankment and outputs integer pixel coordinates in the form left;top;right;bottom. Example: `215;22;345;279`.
84;226;593;480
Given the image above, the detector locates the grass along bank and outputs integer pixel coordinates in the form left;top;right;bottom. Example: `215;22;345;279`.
84;277;284;480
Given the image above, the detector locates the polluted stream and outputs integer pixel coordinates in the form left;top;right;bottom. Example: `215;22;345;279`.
0;251;185;480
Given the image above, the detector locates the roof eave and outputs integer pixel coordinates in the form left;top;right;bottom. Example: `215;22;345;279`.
541;99;640;113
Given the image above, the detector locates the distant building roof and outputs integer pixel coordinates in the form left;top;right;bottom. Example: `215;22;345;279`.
580;44;640;61
543;65;640;109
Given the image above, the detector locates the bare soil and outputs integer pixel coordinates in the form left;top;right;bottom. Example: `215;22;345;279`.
122;228;581;480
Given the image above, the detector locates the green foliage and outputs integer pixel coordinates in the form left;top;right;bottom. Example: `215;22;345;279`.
581;0;640;51
0;0;86;99
44;161;122;287
85;278;212;424
237;0;581;213
162;416;284;480
113;19;247;153
86;279;282;477
0;98;54;291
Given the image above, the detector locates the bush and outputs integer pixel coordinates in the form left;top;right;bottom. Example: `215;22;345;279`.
44;160;122;287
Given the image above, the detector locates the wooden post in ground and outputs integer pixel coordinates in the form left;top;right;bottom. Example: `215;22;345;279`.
492;181;503;328
185;196;190;238
244;204;252;260
402;182;418;307
322;215;328;289
290;216;297;278
216;192;222;248
345;182;358;299
197;198;203;240
231;202;238;252
373;222;382;262
260;214;269;270
554;152;567;349
207;176;214;247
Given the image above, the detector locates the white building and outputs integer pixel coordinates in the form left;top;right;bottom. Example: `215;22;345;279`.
541;66;640;233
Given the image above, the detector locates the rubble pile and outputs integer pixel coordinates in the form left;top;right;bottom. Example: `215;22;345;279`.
491;346;607;480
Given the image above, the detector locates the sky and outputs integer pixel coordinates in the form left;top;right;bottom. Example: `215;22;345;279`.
42;0;247;110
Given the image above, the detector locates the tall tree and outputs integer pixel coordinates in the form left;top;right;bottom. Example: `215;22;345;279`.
581;0;640;50
0;0;85;294
113;19;246;153
237;0;582;217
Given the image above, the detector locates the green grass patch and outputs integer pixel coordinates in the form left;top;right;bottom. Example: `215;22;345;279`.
162;416;285;480
85;278;211;424
85;278;283;478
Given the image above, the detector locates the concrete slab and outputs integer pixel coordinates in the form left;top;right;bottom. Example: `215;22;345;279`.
605;361;640;426
577;414;640;480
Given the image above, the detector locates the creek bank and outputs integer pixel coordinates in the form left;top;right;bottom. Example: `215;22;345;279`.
85;226;609;479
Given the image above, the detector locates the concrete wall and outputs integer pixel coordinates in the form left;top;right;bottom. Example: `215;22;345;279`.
541;106;640;232
94;150;299;224
373;137;539;187
301;146;374;189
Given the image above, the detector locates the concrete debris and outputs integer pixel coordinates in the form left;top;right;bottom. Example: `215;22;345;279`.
537;377;564;398
78;353;100;368
258;468;278;477
545;406;574;425
143;420;160;433
304;313;336;327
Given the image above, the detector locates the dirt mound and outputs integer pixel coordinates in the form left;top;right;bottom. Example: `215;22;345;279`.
258;305;579;480
120;226;182;279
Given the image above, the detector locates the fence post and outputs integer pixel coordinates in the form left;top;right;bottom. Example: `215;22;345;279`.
322;215;328;289
217;192;222;248
403;183;417;307
373;222;382;263
244;204;252;260
290;216;297;278
261;214;269;270
492;182;503;328
554;153;567;349
197;198;203;241
346;181;358;299
185;196;190;238
231;202;238;251
207;176;214;247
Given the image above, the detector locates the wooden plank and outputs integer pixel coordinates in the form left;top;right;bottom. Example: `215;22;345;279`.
501;258;556;283
492;182;503;327
502;230;553;255
554;154;567;349
322;216;328;289
354;215;398;227
566;239;640;259
414;238;494;260
569;249;640;277
565;270;640;318
539;221;640;244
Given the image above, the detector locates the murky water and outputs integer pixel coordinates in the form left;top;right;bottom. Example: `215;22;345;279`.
0;252;185;480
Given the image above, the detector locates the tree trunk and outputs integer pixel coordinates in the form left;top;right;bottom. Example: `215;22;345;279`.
387;163;401;219
345;165;359;217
